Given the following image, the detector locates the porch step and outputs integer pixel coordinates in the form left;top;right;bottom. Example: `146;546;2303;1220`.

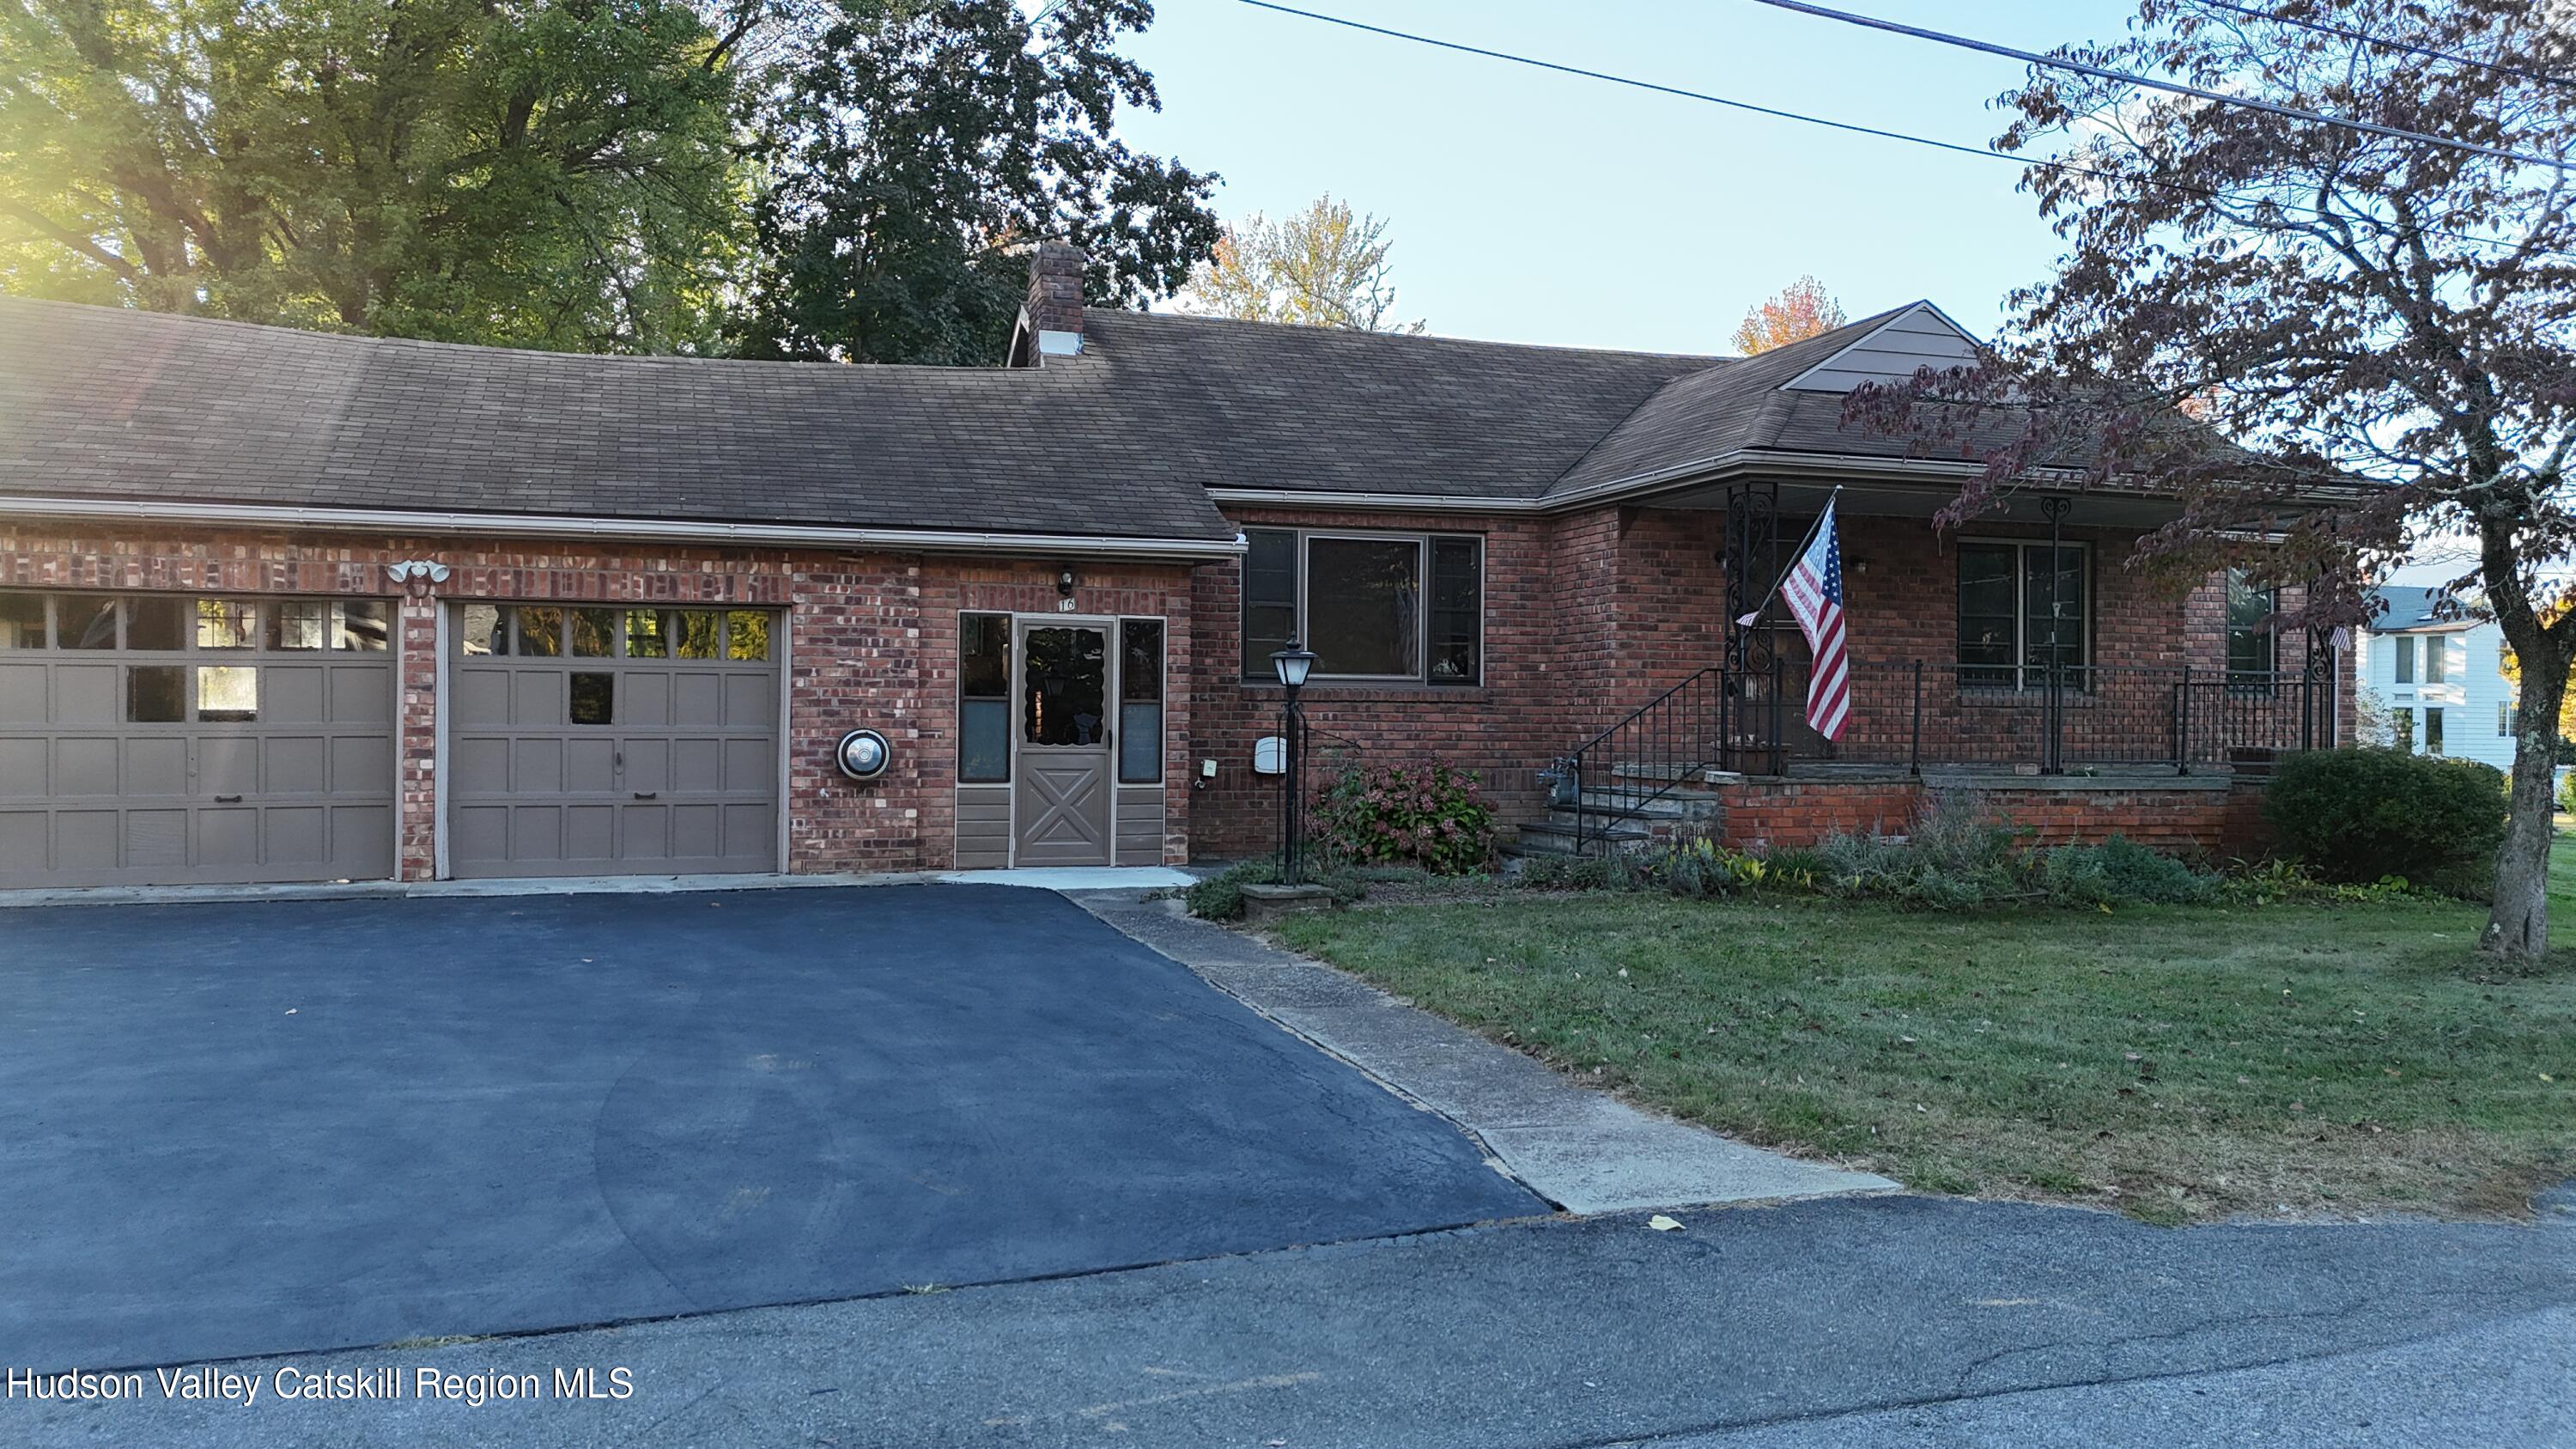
1568;788;1724;821
1510;817;1656;858
1607;761;1741;790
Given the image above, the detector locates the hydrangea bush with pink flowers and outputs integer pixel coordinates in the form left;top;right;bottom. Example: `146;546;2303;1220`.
1314;761;1498;874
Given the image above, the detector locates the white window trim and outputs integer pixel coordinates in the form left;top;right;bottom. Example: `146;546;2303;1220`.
1956;537;2092;691
1242;527;1485;686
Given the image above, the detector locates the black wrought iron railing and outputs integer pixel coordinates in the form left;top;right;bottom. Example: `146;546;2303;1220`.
1556;659;2336;851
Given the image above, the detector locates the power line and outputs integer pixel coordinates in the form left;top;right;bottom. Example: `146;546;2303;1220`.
2191;0;2576;92
1743;0;2571;174
1233;1;2549;257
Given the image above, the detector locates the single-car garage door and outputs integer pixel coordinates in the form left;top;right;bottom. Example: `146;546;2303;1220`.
448;603;780;878
0;591;397;889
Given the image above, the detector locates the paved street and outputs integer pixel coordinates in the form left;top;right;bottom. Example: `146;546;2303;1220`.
14;1190;2570;1446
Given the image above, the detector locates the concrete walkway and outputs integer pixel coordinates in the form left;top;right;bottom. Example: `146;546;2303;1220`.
1074;891;1895;1215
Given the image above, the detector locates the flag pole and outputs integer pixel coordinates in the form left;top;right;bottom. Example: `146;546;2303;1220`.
1733;485;1843;627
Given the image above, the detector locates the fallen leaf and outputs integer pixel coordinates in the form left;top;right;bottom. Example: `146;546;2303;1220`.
1648;1215;1684;1232
284;1008;297;1015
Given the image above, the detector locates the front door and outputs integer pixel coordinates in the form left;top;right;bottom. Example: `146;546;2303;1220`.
1012;621;1114;866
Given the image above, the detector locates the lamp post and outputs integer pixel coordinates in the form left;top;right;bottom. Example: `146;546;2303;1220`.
1271;638;1317;885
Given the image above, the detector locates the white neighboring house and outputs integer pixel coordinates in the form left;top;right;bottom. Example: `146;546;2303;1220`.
2354;586;2518;770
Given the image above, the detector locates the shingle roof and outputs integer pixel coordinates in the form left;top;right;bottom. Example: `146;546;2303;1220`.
0;296;1236;542
2367;586;2480;631
0;294;2000;538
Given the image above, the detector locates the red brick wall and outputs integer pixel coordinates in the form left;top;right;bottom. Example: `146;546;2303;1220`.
1710;777;2251;855
1;522;1194;877
1186;501;2239;855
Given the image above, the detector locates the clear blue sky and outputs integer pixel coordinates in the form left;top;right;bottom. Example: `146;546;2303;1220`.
1109;0;2145;354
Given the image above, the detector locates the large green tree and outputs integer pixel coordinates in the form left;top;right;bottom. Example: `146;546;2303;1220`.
0;0;754;350
734;0;1218;364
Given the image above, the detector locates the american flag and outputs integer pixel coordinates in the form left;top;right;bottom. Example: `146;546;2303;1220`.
1777;499;1850;740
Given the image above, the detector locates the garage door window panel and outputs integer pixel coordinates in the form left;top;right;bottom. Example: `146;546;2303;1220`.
56;597;120;650
126;598;186;652
727;612;771;661
571;609;617;658
569;673;615;725
270;603;327;651
196;600;256;650
127;667;185;723
624;610;669;657
197;666;258;722
673;611;723;661
463;604;507;656
0;594;45;649
515;607;564;657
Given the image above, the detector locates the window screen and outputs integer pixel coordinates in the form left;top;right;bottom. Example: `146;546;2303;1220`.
1306;537;1421;678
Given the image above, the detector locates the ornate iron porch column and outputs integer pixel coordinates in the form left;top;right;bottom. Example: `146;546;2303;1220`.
2039;496;2075;774
1722;479;1780;772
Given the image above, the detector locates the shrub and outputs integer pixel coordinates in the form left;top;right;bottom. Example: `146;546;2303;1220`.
1314;761;1499;874
2264;749;2506;891
2560;768;2576;816
2033;837;2219;907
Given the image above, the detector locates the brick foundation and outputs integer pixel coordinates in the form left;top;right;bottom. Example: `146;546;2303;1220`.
1700;774;2275;858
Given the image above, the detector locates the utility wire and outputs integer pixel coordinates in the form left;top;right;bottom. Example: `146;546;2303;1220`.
1742;0;2571;174
1234;1;2550;257
2190;0;2576;92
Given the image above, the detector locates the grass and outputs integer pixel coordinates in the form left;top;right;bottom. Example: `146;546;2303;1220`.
1273;844;2576;1225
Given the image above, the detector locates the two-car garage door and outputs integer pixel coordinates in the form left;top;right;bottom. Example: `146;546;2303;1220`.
0;591;396;889
0;589;784;891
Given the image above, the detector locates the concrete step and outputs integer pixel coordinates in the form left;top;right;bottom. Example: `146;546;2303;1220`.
1510;816;1656;859
1567;789;1723;821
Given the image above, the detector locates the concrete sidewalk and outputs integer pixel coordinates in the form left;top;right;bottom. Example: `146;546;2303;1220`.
1073;891;1895;1215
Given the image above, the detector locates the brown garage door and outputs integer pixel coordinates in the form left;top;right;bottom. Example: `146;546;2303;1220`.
447;603;780;878
0;591;397;889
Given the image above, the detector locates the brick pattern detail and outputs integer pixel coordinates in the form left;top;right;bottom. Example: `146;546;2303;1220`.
0;523;1192;878
1709;777;2279;857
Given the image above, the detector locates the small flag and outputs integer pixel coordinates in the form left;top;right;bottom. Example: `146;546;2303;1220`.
1778;500;1851;740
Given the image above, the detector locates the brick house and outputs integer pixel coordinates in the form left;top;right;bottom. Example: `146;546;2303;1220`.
0;247;2340;890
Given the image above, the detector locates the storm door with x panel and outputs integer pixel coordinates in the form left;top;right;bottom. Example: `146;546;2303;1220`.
1011;620;1116;867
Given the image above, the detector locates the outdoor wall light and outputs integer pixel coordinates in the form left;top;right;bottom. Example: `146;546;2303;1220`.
385;560;450;600
835;728;891;782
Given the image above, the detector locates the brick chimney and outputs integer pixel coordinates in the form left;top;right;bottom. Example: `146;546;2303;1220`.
1008;241;1086;367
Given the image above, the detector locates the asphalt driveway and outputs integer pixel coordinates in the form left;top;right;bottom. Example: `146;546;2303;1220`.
0;886;1540;1369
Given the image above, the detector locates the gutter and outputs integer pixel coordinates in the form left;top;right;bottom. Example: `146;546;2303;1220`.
0;495;1248;562
1205;449;2085;516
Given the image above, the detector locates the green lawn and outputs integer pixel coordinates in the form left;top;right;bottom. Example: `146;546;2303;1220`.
1274;844;2576;1224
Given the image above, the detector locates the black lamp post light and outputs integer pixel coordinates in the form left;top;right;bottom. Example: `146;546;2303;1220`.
1271;637;1316;886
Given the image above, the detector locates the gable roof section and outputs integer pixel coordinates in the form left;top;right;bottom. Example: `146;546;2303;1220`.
0;296;1237;548
1779;301;1984;393
1547;304;1984;500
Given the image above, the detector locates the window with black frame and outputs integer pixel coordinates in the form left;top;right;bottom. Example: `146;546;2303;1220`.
1957;541;2087;691
1120;620;1163;783
958;613;1011;783
2226;569;2277;692
1240;528;1482;685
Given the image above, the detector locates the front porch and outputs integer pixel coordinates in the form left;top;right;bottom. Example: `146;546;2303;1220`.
1528;475;2341;858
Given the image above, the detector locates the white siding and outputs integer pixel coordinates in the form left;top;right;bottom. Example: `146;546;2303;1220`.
2354;622;2516;770
1783;303;1983;393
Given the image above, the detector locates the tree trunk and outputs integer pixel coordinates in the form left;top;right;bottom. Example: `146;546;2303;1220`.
2484;642;2570;960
